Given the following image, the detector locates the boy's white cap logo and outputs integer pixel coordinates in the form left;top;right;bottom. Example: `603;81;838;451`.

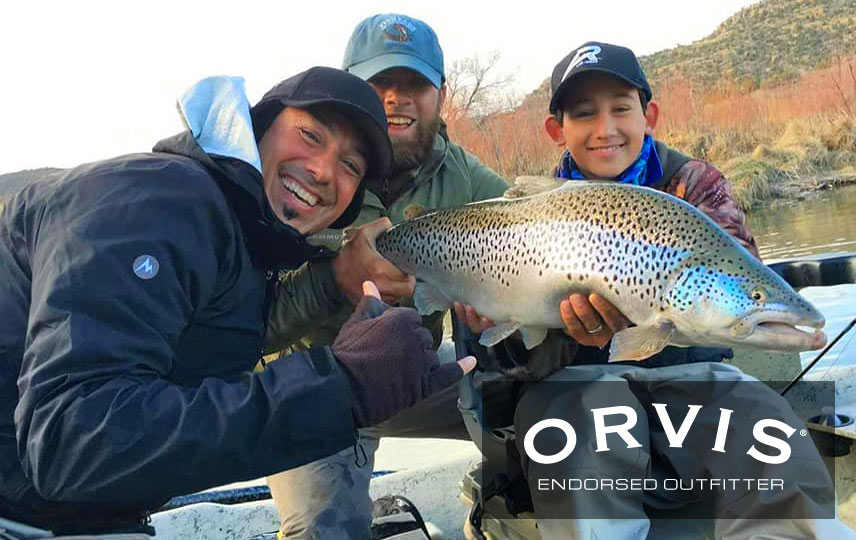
562;45;602;82
133;255;159;280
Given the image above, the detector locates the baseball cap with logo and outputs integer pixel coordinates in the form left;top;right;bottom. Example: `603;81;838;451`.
549;41;653;114
250;66;393;229
342;13;445;88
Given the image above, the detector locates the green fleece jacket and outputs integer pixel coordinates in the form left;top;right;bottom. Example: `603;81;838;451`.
264;130;509;354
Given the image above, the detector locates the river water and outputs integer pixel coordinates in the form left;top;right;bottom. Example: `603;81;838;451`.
747;183;856;372
749;183;856;261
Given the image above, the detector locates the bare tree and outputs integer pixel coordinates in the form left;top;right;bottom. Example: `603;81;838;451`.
443;50;515;121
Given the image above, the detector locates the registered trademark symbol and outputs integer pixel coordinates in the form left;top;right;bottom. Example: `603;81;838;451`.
800;429;808;437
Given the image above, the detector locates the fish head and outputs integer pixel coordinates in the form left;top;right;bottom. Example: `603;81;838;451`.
664;254;826;352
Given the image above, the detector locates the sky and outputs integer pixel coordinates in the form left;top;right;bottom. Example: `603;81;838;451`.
0;0;762;174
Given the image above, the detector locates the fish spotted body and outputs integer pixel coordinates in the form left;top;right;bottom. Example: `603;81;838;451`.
375;180;826;361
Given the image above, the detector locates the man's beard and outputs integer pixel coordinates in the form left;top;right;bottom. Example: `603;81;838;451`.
391;111;442;174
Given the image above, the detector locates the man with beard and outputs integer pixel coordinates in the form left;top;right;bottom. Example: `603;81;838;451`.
263;13;509;540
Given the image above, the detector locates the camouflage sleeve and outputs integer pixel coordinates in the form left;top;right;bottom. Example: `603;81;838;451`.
263;257;347;355
465;150;510;201
664;159;761;259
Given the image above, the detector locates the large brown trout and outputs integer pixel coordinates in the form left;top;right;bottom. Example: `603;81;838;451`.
374;179;826;361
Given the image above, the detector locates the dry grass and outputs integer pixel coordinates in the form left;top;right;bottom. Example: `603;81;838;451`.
719;157;788;209
657;57;856;205
446;104;559;179
657;57;856;134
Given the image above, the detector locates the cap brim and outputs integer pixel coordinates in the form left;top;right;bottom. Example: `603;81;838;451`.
348;53;443;88
549;66;651;113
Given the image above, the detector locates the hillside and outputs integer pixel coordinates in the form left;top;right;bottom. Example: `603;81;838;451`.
0;168;61;201
514;0;856;111
641;0;856;90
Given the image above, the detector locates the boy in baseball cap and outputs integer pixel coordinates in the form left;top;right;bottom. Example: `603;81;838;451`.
540;41;758;351
511;42;782;540
546;41;658;184
493;41;854;540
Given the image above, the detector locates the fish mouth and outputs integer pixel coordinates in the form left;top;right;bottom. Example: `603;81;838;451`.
755;321;826;346
731;311;827;351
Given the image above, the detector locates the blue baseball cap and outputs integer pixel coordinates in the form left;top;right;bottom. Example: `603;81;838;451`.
343;13;445;88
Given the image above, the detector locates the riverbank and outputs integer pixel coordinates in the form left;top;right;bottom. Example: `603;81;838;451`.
722;158;856;211
663;113;856;211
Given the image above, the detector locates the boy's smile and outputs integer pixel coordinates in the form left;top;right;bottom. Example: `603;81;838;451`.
546;72;657;180
588;142;627;157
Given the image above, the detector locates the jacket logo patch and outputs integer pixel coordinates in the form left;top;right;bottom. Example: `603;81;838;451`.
133;255;160;280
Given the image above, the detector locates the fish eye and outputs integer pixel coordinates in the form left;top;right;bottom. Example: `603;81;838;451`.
751;287;767;303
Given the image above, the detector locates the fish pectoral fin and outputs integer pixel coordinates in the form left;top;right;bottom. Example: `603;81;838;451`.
519;326;549;350
479;322;522;347
608;324;675;362
503;176;566;199
413;283;449;315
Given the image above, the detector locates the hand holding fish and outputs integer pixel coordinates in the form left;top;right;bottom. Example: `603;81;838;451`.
454;293;632;350
334;218;416;305
453;302;495;334
560;293;631;348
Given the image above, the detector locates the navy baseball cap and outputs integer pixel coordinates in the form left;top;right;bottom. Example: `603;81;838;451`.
343;13;445;88
549;41;653;114
251;66;392;229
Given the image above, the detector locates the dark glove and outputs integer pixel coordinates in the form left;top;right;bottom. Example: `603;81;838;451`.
468;330;577;381
332;293;464;427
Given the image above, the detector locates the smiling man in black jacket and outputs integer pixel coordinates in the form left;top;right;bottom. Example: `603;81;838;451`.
0;67;473;536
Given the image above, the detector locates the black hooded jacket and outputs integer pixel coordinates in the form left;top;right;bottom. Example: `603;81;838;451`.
0;130;356;533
